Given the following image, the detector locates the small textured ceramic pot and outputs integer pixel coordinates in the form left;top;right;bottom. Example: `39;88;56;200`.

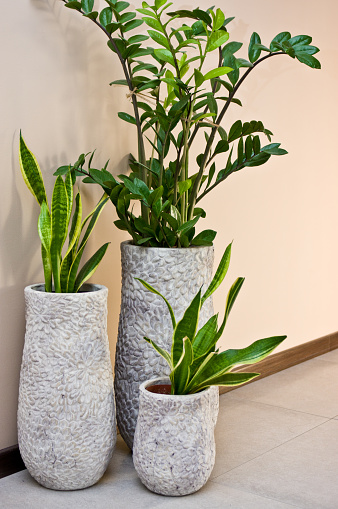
17;284;116;490
115;242;216;449
133;377;219;496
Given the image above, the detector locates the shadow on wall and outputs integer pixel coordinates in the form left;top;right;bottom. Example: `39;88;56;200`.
1;132;42;289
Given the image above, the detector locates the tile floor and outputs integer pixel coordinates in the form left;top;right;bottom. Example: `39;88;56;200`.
1;350;338;508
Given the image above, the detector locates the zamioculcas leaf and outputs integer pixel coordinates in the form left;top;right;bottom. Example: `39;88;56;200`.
206;31;230;52
19;133;47;206
203;67;233;80
201;242;232;304
248;32;261;62
118;112;137;125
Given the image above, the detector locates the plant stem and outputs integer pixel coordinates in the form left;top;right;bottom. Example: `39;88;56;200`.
187;51;284;219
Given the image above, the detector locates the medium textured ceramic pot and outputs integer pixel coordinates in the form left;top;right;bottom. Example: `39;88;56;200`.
133;377;219;496
17;284;116;491
114;242;216;449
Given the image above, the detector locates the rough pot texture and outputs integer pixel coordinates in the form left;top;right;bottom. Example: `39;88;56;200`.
133;377;219;496
114;242;215;449
17;284;116;490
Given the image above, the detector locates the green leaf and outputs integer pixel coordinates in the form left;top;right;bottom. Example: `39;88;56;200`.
178;179;191;194
41;244;52;292
81;0;94;13
50;176;69;293
170;337;194;394
191;372;259;392
202;242;232;305
194;68;204;87
142;16;163;32
222;41;243;56
155;0;168;9
177;215;200;236
216;335;287;373
172;289;202;366
99;7;112;26
123;19;144;32
65;1;82;11
118;111;137;125
192;314;218;358
228;120;243;142
295;53;321;69
206;30;230;52
214;8;225;31
115;1;129;13
73;242;110;292
270;32;291;51
19;133;48;206
191;229;216;246
289;35;312;47
38;201;51;255
136;278;176;329
154;48;175;66
144;337;173;368
248;32;261;63
203;66;233;80
216;277;245;339
147;30;170;49
262;143;288;155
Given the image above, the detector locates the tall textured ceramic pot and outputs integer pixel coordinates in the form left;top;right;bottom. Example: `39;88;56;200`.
18;284;116;491
133;377;219;496
114;242;216;449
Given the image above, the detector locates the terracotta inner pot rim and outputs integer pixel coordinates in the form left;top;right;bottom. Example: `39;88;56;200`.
141;378;212;399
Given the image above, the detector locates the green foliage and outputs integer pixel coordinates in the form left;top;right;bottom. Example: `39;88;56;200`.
19;133;109;292
137;243;286;394
61;0;321;247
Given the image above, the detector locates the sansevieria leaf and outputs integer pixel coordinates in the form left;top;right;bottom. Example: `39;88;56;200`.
19;133;47;206
172;289;202;366
136;278;176;329
201;242;232;304
144;337;173;368
170;337;194;394
73;242;110;292
50;176;69;293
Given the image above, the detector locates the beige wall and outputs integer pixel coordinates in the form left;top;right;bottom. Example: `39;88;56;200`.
0;0;337;449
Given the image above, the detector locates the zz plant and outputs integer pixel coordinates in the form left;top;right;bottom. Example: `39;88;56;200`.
60;0;320;247
19;133;109;293
137;242;286;394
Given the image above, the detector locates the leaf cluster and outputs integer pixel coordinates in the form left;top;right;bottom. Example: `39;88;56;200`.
19;134;109;292
137;242;286;394
61;0;321;247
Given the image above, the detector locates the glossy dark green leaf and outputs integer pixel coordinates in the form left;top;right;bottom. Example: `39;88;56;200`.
228;120;242;142
65;1;82;11
118;111;137;125
81;0;94;13
270;32;291;51
248;32;261;63
99;7;112;26
123;19;143;32
296;53;321;69
191;229;216;246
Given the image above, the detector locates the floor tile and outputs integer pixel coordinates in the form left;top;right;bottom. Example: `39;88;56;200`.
228;358;338;417
213;419;338;509
160;482;298;509
212;395;328;477
317;349;338;363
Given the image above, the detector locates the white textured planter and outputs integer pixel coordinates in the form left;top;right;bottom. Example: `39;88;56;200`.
18;284;116;491
133;378;219;496
114;242;216;449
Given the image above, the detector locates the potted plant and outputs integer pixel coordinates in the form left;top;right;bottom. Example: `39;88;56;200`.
133;243;286;496
17;133;115;490
58;0;320;448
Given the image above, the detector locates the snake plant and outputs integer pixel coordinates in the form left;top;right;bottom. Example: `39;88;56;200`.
19;133;109;292
59;0;320;248
137;242;286;394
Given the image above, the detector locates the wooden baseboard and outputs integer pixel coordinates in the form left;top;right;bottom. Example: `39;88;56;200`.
0;445;25;479
1;331;337;479
219;331;338;395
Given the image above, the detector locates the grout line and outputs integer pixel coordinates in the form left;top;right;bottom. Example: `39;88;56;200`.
221;391;338;419
211;417;332;480
208;480;303;508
